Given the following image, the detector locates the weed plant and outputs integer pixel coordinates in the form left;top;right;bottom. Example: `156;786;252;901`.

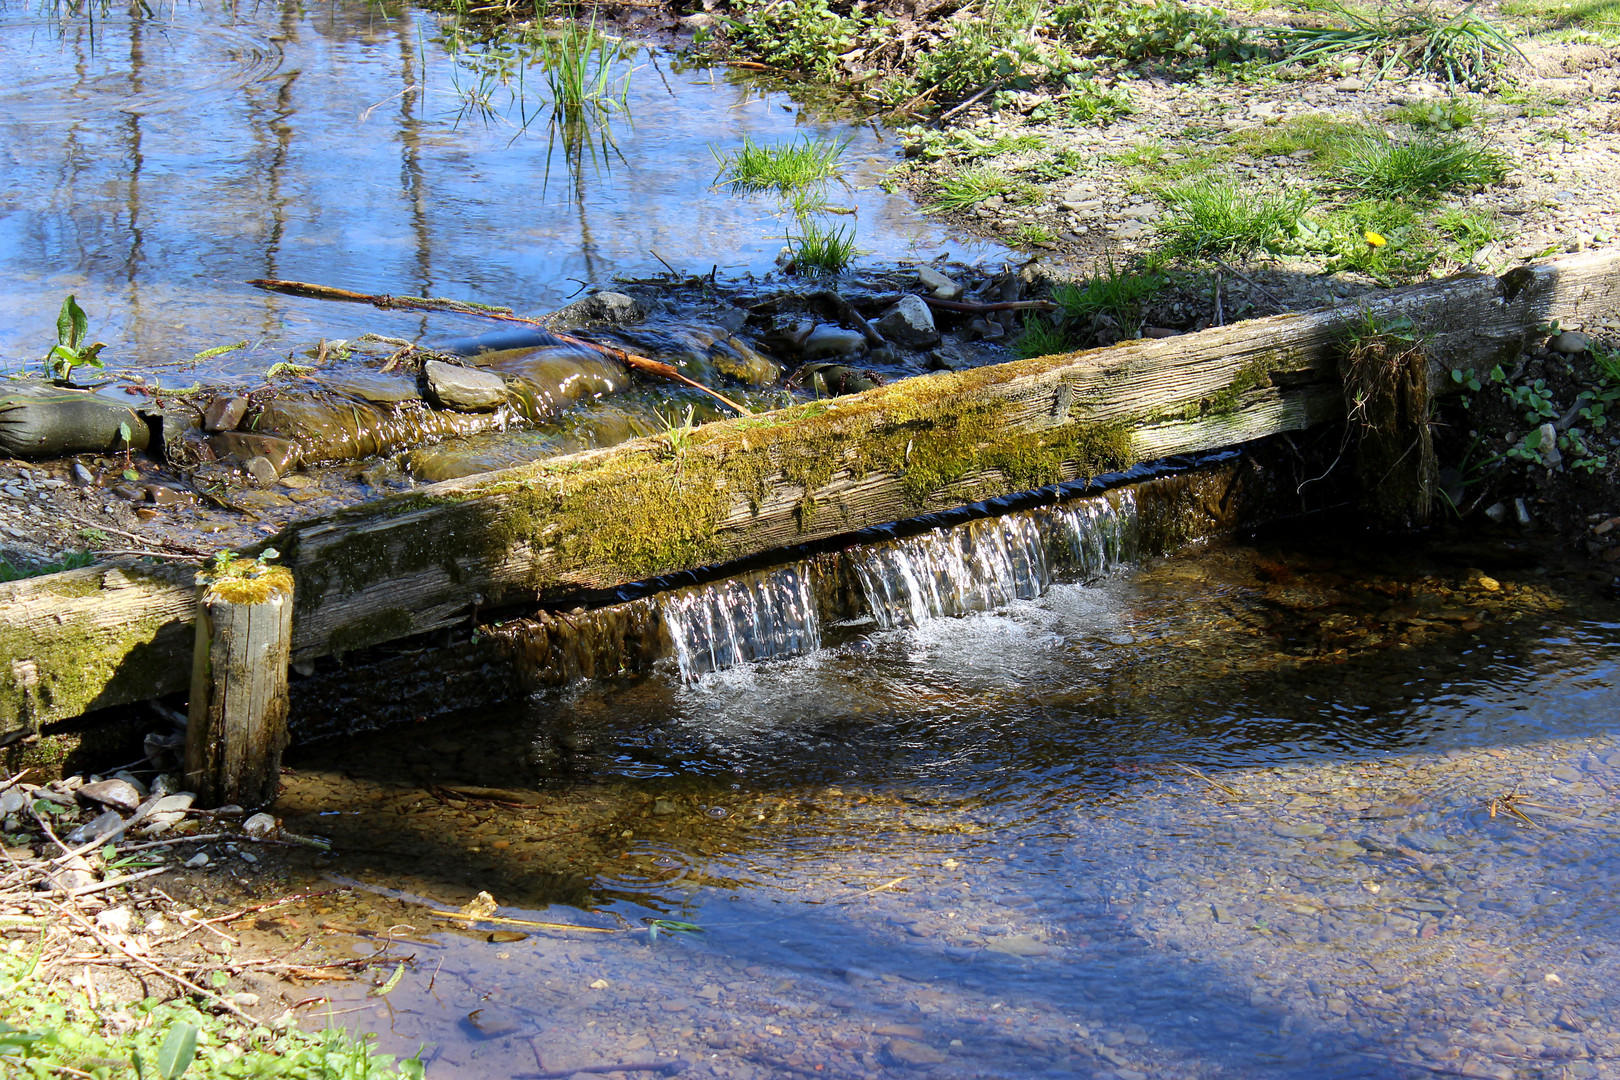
543;16;633;116
1014;314;1072;358
1334;131;1510;199
1053;0;1257;63
915;0;1046;96
0;550;94;582
1064;80;1135;123
789;218;859;274
1054;262;1166;336
1012;222;1058;246
1272;2;1522;86
928;167;1033;212
1156;176;1310;258
1389;96;1478;130
721;0;885;79
1502;0;1620;37
714;135;850;193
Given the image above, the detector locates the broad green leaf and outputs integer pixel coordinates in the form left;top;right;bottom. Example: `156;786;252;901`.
155;1021;198;1080
117;421;132;446
56;296;75;348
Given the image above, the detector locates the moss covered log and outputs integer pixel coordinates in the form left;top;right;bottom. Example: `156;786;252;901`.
3;250;1620;730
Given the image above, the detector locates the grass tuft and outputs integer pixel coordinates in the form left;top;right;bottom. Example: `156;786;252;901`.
1273;1;1523;86
1334;131;1510;199
928;167;1035;212
714;134;851;193
789;218;859;275
1156;177;1310;258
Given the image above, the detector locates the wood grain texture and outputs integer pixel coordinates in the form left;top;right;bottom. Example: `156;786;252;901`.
3;250;1619;731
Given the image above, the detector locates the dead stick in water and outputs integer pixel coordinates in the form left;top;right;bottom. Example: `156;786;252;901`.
246;278;750;416
921;296;1058;314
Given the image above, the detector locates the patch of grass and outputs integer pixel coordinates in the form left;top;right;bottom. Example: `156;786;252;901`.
1063;79;1135;124
713;134;850;193
1054;262;1167;338
928;167;1035;212
1053;0;1259;65
1333;131;1510;199
1156;176;1310;258
1229;114;1367;160
1112;142;1232;194
1298;198;1434;283
1503;0;1620;37
788;218;859;275
1021;148;1088;182
0;550;96;582
899;126;1042;162
543;15;634;114
1389;96;1478;130
1013;314;1072;358
1434;206;1502;260
1011;222;1058;246
1272;1;1523;87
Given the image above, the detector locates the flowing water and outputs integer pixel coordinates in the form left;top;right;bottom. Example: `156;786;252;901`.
271;501;1620;1080
0;0;999;375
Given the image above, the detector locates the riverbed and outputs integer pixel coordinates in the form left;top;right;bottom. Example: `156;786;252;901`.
263;520;1620;1080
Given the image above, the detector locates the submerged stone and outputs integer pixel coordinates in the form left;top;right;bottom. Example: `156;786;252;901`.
875;294;940;348
803;325;868;360
424;360;508;412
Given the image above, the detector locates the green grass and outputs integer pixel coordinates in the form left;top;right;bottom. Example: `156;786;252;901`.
789;218;859;274
1333;131;1510;199
1229;114;1367;160
1014;314;1073;358
1388;97;1478;131
928;167;1034;212
1053;0;1258;65
542;15;634;115
720;0;885;79
1012;222;1058;247
713;134;850;193
1064;79;1135;124
1111;141;1232;193
0;550;95;582
1054;262;1167;337
1272;1;1523;86
1155;176;1310;258
1503;0;1620;36
1434;206;1503;260
0;945;424;1080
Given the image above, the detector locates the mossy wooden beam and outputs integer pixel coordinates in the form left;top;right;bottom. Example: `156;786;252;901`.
3;249;1620;731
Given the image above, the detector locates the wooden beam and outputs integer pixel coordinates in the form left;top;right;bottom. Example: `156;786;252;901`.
3;250;1619;733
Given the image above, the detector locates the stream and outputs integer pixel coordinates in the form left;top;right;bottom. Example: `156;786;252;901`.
271;500;1620;1080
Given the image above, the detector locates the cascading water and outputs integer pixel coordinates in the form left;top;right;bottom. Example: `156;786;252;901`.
659;565;822;679
852;489;1138;629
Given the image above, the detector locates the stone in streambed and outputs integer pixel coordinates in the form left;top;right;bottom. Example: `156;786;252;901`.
883;1039;948;1066
874;295;940;348
916;265;964;300
203;395;249;432
424;360;508;412
802;325;868;360
67;809;126;845
547;291;642;330
77;779;142;812
209;432;298;475
1553;330;1591;355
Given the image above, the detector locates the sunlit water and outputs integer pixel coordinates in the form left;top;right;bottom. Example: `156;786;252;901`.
0;0;1000;376
276;525;1620;1080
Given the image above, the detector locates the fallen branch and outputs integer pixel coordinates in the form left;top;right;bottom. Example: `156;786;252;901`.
246;278;750;416
921;297;1057;314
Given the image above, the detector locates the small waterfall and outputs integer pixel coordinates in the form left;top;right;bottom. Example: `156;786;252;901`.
660;565;821;679
852;489;1138;629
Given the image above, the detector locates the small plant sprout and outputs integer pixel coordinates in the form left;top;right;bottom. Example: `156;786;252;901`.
44;295;107;384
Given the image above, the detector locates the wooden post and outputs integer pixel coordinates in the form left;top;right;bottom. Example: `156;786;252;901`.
184;565;294;808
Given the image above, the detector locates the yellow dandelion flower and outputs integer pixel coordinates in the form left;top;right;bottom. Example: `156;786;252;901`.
1364;231;1387;248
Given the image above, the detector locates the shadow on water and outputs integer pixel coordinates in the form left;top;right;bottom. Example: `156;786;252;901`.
277;520;1620;1078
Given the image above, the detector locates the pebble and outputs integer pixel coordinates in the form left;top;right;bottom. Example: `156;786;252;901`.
1553;330;1591;354
423;360;508;412
76;778;143;812
915;265;964;300
801;325;867;360
243;812;277;838
882;1039;947;1066
66;810;126;845
873;295;940;349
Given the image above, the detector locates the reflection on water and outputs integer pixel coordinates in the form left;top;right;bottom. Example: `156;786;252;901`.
277;527;1620;1079
0;0;1001;377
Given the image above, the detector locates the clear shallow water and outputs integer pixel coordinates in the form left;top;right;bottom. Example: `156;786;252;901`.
276;529;1620;1079
0;0;999;377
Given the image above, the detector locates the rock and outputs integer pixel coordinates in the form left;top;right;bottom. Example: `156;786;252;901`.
1484;501;1509;523
95;907;133;934
464;1006;525;1039
144;484;189;505
1399;829;1460;853
1553;330;1591;354
926;345;970;371
231;992;260;1008
0;790;27;816
548;291;642;329
651;798;678;816
72;462;95;486
67;810;126;845
916;265;964;300
883;1039;948;1066
874;295;940;348
423;361;508;412
133;792;195;836
801;325;868;360
77;779;142;813
985;934;1051;956
1538;422;1563;467
185;851;210;868
243;812;277;838
678;11;716;30
488;930;527;943
44;857;96;893
202;395;249;432
1272;822;1327;839
1114;221;1150;241
245;457;280;487
1334;77;1366;92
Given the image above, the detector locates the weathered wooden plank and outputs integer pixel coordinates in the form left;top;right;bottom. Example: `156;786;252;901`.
2;250;1619;731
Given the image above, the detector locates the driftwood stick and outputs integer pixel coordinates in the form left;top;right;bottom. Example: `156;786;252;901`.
922;297;1058;314
247;278;750;416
